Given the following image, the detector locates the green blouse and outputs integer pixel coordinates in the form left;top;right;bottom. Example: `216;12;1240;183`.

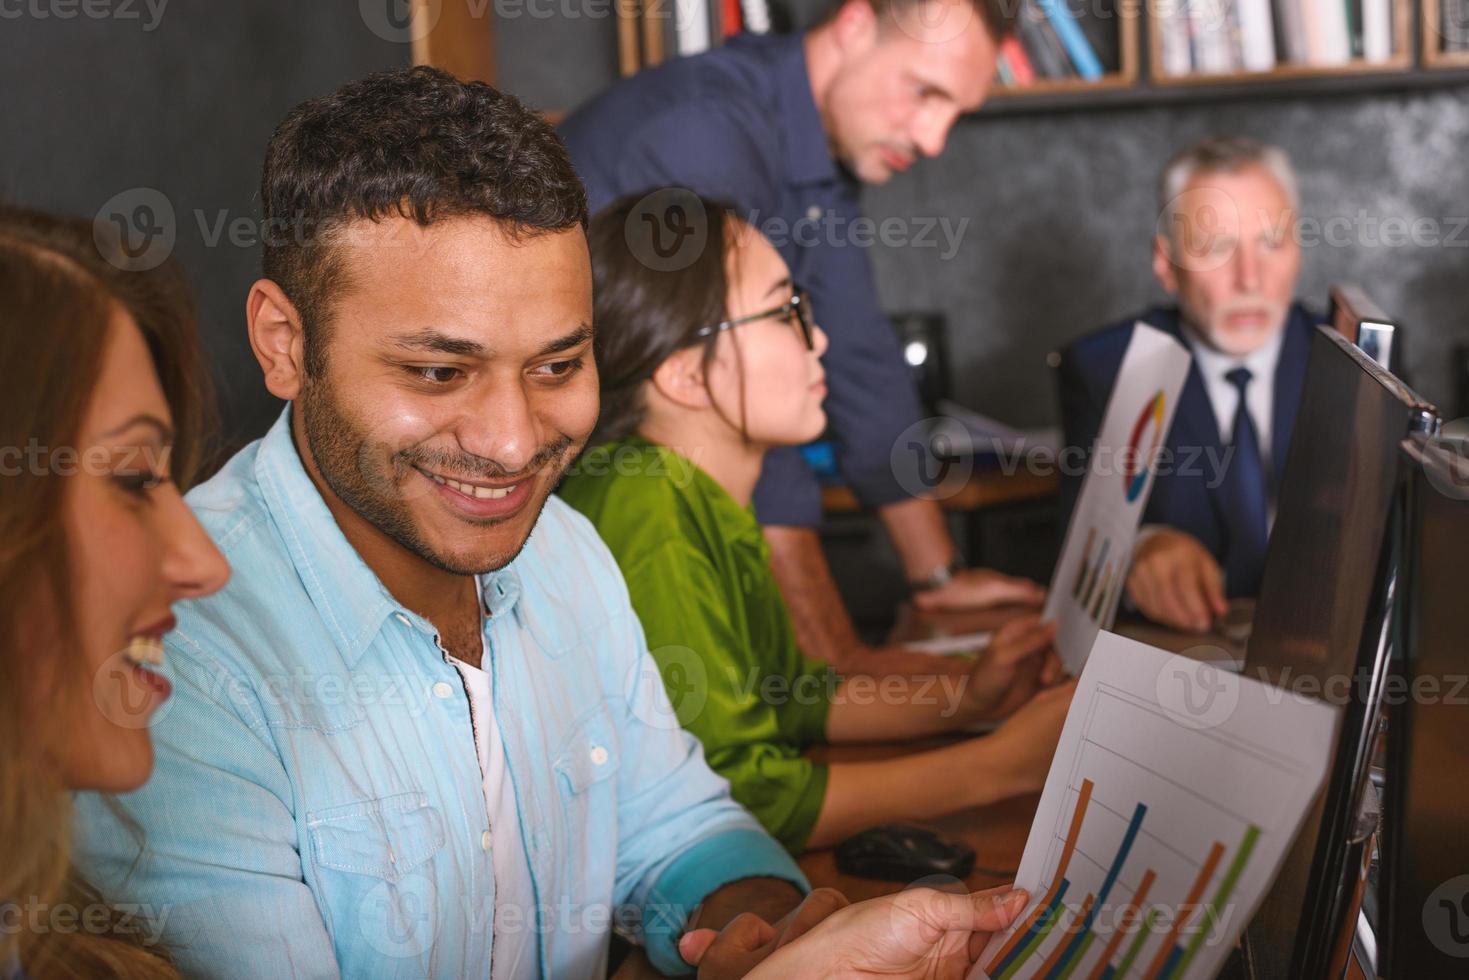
559;437;832;851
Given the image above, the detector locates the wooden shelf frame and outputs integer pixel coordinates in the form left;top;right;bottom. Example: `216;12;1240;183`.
1421;0;1469;66
988;0;1143;102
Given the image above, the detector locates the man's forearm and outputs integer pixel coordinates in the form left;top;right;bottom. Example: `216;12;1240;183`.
877;497;956;582
763;525;866;667
687;877;806;936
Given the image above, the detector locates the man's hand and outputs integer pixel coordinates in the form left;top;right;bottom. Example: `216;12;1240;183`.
679;877;805;974
979;679;1077;799
679;888;851;978
959;616;1060;722
683;886;1030;980
1125;528;1228;632
912;566;1046;612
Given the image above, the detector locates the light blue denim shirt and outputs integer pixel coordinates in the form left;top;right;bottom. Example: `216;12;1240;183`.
72;407;805;978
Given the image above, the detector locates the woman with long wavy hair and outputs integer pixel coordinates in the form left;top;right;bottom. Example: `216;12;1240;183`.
0;206;229;978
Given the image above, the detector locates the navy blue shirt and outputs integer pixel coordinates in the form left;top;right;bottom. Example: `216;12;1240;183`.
561;32;924;527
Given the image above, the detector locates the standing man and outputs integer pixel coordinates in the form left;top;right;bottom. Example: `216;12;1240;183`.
561;0;1043;669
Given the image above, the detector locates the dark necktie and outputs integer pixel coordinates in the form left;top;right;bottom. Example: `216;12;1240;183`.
1219;367;1270;596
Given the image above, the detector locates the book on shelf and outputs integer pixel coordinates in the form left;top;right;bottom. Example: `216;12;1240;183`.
1156;0;1397;77
1442;0;1469;52
1001;0;1112;84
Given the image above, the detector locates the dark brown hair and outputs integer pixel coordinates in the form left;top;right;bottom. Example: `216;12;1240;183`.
821;0;1019;39
587;190;746;444
259;65;589;377
0;204;204;979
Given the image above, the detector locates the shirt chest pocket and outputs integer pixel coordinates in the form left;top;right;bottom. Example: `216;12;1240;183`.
553;711;620;795
307;791;446;882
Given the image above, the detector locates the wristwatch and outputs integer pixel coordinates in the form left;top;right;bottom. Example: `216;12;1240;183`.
909;557;964;593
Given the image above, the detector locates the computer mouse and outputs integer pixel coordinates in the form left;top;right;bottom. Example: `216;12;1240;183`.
834;824;976;882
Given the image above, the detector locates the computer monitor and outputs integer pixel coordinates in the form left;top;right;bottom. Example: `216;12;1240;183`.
1329;282;1399;373
1379;432;1469;973
1242;326;1436;978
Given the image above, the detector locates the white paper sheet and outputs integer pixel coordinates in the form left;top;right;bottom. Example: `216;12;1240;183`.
902;630;994;656
972;632;1339;980
1044;323;1192;674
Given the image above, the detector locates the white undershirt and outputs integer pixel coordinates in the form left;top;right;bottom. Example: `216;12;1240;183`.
1181;323;1285;468
449;631;538;980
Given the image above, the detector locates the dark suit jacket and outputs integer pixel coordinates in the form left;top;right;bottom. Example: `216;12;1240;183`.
1055;304;1322;596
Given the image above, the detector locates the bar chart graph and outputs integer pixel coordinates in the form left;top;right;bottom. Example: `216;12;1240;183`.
974;634;1338;980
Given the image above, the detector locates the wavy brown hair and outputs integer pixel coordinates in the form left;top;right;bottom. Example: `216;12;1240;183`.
0;205;210;979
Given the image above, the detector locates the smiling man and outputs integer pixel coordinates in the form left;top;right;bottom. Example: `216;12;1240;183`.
561;0;1043;674
73;67;807;978
1057;137;1325;633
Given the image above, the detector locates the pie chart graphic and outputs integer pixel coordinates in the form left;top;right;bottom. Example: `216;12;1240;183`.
1124;390;1167;503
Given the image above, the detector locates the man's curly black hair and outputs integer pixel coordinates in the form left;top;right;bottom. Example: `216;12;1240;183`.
259;65;588;377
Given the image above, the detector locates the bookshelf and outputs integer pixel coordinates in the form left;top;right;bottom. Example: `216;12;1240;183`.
407;0;1469;117
1145;0;1413;86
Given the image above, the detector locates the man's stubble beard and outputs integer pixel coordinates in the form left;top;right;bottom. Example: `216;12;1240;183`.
297;372;571;577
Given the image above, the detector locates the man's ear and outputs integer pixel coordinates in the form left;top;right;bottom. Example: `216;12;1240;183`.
830;0;879;52
247;278;309;400
649;346;713;411
1152;234;1180;296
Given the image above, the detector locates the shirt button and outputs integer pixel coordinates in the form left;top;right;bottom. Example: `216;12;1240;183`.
806;204;822;221
590;745;609;766
432;681;454;699
394;612;410;626
481;830;493;851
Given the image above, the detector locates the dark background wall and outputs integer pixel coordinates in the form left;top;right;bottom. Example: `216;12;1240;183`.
3;4;1466;459
866;88;1469;428
0;2;407;451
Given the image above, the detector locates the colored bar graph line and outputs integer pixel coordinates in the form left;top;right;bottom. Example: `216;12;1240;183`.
1071;528;1097;598
1056;930;1097;980
1044;802;1148;979
997;884;1071;980
1087;561;1114;620
1141;842;1226;980
987;779;1095;974
1085;869;1157;980
1038;893;1095;976
1116;907;1163;976
1169;825;1262;978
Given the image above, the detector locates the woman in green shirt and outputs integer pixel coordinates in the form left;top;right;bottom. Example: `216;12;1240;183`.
561;192;1075;853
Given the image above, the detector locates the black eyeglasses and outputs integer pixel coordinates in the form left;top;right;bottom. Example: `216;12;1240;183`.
694;288;815;351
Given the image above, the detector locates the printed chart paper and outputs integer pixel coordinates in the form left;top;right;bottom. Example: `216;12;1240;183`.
1045;323;1192;673
973;633;1339;980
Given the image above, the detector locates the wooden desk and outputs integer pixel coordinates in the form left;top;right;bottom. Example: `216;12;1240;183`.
798;603;1252;896
821;466;1058;515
